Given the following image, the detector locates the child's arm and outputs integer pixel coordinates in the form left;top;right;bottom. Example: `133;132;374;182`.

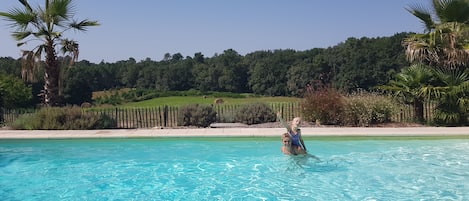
300;137;307;151
277;112;292;133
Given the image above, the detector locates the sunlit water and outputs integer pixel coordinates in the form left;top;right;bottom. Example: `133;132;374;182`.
1;137;469;201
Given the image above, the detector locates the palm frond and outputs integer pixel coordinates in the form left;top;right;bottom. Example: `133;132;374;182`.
421;85;444;99
48;0;74;21
406;3;435;32
458;98;469;112
70;19;100;31
0;8;37;30
61;39;79;65
12;31;32;41
20;50;41;82
19;0;33;12
433;0;469;23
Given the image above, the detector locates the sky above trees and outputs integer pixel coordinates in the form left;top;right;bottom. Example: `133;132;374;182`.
0;0;424;63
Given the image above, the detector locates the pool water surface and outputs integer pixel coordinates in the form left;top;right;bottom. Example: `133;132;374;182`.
1;137;468;200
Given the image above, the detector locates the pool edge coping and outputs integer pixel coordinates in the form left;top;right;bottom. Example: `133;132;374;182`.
1;127;468;139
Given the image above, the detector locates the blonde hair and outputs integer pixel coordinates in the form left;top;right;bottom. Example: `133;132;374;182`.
292;117;301;124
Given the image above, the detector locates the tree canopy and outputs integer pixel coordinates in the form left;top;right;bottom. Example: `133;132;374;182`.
0;33;412;108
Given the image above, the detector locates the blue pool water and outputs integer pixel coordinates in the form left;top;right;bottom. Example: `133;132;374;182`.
1;137;469;200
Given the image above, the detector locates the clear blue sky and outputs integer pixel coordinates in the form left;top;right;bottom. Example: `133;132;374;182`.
1;0;426;63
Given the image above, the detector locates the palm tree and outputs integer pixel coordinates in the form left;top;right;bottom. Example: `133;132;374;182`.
402;0;469;125
0;0;99;106
379;64;436;122
404;0;469;69
422;67;469;125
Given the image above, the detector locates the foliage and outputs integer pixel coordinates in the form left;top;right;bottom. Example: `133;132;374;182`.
401;0;469;125
333;33;411;92
405;0;469;32
405;0;469;69
246;50;300;96
378;64;435;122
0;0;99;106
217;112;236;123
63;67;93;105
178;104;217;127
234;102;276;125
427;67;469;125
0;57;21;76
286;48;330;96
381;64;469;126
193;49;248;93
11;106;116;130
341;93;397;126
0;32;411;107
0;73;32;109
301;83;344;125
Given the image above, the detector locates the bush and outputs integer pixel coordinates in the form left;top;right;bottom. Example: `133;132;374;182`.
217;112;235;123
301;84;344;125
341;93;396;126
178;104;217;127
11;106;116;130
234;102;276;125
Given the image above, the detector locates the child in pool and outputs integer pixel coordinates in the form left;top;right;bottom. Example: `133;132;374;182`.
277;112;307;155
281;133;294;155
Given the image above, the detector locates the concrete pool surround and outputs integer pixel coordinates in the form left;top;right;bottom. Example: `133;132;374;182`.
0;127;468;139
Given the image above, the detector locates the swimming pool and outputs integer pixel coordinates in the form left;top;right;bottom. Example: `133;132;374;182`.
1;137;468;200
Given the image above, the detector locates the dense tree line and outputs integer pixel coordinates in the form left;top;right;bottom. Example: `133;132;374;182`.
0;32;411;107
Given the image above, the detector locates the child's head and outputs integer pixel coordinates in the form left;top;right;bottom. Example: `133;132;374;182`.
291;117;301;128
281;133;292;146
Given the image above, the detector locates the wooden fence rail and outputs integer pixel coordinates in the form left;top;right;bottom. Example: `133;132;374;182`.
1;102;434;128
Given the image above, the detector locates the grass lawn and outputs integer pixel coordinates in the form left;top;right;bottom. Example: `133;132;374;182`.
119;96;300;107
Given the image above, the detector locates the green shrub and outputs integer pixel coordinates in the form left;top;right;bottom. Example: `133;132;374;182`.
301;84;344;125
11;106;116;130
234;102;276;125
370;95;396;124
341;93;396;126
178;104;217;127
94;113;118;128
10;114;35;130
341;96;372;126
217;112;235;123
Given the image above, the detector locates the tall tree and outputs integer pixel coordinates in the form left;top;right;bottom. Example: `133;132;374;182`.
0;0;99;106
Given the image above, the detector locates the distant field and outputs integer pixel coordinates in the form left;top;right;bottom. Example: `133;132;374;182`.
119;96;300;107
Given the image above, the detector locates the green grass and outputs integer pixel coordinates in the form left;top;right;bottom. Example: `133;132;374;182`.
119;96;300;107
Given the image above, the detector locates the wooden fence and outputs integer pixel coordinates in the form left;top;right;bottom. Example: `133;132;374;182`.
1;102;434;129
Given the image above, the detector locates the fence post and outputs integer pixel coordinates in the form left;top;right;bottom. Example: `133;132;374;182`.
164;105;168;127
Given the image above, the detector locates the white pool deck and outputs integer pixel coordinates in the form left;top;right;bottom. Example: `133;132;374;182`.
0;127;468;139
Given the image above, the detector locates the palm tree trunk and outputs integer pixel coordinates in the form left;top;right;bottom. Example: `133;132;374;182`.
44;39;61;106
414;99;424;123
